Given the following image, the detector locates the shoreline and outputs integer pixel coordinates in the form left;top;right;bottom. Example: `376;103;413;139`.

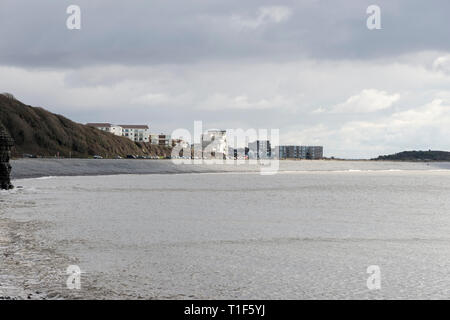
10;159;263;180
10;158;450;180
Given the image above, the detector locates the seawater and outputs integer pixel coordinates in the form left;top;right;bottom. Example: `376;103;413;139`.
1;161;450;299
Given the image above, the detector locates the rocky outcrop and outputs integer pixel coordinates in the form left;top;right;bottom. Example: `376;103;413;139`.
0;124;14;189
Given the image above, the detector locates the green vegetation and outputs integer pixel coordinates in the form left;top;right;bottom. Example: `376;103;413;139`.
0;94;172;158
374;150;450;161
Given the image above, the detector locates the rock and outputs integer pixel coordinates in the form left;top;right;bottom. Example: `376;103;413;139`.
0;124;14;190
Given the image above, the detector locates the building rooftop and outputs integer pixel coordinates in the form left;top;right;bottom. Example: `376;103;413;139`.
119;125;149;129
87;123;112;127
206;129;226;133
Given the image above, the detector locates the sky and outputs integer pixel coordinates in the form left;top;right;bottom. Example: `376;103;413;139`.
1;0;450;158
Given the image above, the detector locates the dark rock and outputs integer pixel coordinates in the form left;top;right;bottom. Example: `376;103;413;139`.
0;124;14;189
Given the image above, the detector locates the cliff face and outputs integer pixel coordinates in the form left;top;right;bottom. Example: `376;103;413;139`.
0;94;171;158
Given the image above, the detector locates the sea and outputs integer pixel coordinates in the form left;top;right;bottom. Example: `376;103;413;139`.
1;160;449;299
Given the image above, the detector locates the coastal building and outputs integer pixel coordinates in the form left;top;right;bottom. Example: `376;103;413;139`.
150;134;171;146
248;140;271;159
171;139;190;158
119;125;150;142
306;146;323;159
228;147;236;159
191;143;203;159
171;138;189;148
228;147;249;159
278;146;323;159
278;146;301;159
87;123;123;136
201;130;228;159
87;123;150;142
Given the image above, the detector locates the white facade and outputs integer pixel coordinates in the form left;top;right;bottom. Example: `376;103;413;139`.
150;134;171;146
87;123;123;136
110;125;123;136
201;130;228;159
120;125;150;143
87;123;150;142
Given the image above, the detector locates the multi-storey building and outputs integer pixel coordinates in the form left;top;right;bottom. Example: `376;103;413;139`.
278;146;323;159
119;125;150;143
87;123;123;136
201;130;228;159
306;146;323;159
87;123;149;142
150;134;171;146
248;140;272;159
171;138;189;148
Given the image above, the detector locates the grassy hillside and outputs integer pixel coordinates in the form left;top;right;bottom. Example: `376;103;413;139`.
0;93;171;158
374;150;450;161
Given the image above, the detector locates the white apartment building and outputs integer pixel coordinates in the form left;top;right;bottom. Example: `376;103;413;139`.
201;129;228;159
87;123;123;136
150;134;171;146
120;125;150;143
87;123;150;142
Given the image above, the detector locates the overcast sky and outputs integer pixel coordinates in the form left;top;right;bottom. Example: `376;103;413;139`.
1;0;450;158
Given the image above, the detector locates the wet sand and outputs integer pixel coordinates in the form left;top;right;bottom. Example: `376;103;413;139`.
0;216;53;299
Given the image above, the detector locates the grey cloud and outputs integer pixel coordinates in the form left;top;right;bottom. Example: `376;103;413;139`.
2;1;450;158
2;0;450;68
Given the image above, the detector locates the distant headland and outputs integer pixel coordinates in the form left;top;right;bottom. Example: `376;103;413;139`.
373;150;450;162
